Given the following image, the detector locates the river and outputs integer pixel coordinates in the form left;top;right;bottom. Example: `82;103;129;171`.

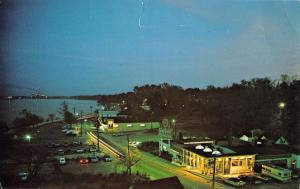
0;98;99;126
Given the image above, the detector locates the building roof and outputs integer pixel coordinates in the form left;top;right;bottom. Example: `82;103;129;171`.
183;145;252;158
131;176;184;189
224;145;290;157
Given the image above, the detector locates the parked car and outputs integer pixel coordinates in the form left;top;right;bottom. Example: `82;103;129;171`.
66;130;77;136
61;129;68;133
73;141;81;146
53;143;61;148
102;154;112;162
17;172;29;181
89;156;99;163
47;143;53;148
62;125;71;129
238;175;262;185
292;173;299;179
89;147;97;153
76;149;85;153
59;157;66;165
57;149;64;155
63;141;69;147
254;173;272;182
223;177;246;187
79;158;89;164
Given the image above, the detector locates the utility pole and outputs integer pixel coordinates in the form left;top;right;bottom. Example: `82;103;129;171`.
95;117;100;152
212;156;216;189
150;111;153;129
127;134;132;175
80;110;83;137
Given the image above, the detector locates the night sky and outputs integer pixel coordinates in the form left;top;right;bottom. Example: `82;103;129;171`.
1;0;299;96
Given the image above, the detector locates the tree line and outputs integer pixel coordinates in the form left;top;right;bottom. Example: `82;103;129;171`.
95;75;299;144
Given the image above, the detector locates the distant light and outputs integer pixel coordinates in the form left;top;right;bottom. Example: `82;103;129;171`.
84;119;87;122
75;113;79;116
25;134;31;142
278;102;285;109
172;119;176;124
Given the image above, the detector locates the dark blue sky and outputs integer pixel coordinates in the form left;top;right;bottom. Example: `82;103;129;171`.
1;0;300;96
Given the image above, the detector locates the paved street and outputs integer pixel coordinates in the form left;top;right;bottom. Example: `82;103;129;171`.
96;132;231;189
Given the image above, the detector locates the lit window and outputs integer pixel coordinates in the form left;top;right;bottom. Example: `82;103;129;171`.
140;124;145;127
127;124;132;127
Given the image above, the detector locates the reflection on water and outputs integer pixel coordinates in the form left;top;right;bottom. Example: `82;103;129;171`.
0;99;98;126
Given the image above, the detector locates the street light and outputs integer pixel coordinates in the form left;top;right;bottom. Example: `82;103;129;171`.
278;102;285;109
172;119;176;139
80;110;83;137
95;116;100;152
25;134;31;142
211;150;222;189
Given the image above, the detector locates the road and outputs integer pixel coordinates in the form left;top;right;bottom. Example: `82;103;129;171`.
94;132;232;189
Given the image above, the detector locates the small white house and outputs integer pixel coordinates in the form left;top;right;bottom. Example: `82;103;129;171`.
274;136;289;145
240;135;250;142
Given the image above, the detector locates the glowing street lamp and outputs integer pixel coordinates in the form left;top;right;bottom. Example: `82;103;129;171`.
172;119;176;124
211;150;222;189
25;134;31;142
278;102;285;109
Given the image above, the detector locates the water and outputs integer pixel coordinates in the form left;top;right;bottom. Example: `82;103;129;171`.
0;99;99;126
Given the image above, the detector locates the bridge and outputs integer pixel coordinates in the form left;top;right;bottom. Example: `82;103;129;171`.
87;131;125;158
77;113;98;121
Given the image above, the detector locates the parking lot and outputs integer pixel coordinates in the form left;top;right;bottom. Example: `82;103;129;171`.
36;122;120;175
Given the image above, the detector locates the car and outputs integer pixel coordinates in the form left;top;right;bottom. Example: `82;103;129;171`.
254;173;272;182
292;173;299;179
73;141;81;146
17;172;29;181
53;143;61;148
79;158;89;164
62;125;71;129
61;129;68;133
238;175;262;185
102;154;112;162
223;177;246;187
57;149;64;155
76;149;85;153
89;156;99;163
66;130;77;136
89;147;97;153
59;157;66;165
47;143;53;148
63;141;69;147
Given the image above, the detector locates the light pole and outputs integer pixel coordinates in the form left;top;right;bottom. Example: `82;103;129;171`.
95;116;100;152
211;150;221;189
278;101;285;115
150;111;154;129
80;110;83;137
25;134;32;143
172;119;176;139
278;101;286;136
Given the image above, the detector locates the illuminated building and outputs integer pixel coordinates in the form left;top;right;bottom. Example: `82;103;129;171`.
182;145;255;177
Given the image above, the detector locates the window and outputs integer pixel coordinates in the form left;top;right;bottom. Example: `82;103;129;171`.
232;160;239;166
278;173;282;176
127;124;132;127
140;123;145;127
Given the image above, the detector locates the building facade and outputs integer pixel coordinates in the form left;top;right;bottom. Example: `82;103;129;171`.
182;146;255;177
